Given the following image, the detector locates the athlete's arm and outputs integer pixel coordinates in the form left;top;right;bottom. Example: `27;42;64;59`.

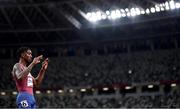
33;58;49;87
14;55;43;80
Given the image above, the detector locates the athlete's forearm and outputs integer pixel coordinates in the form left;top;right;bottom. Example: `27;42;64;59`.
16;63;35;79
35;68;46;86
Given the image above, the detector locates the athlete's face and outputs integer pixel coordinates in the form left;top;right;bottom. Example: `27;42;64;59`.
22;49;32;63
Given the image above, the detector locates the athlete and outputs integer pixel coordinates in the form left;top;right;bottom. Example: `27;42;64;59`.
11;47;49;108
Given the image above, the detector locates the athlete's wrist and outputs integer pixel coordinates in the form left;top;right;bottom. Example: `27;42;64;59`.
31;61;36;66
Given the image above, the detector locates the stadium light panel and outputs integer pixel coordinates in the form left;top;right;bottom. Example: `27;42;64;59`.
96;11;102;20
169;0;176;9
80;88;86;92
140;10;145;15
160;7;165;11
150;7;156;13
122;13;126;17
135;8;141;15
115;9;121;18
101;14;107;20
165;1;170;10
35;90;41;94
171;83;176;87
130;8;136;16
1;92;6;95
90;12;98;22
86;0;180;22
125;8;129;12
46;90;51;94
111;10;117;19
128;70;132;74
160;3;165;11
120;9;125;13
125;86;132;90
148;85;154;88
162;3;166;7
175;3;180;8
86;12;92;19
146;9;150;14
103;87;109;91
108;15;112;19
106;10;110;15
58;90;63;93
69;89;74;93
12;91;17;95
127;12;131;17
155;6;161;12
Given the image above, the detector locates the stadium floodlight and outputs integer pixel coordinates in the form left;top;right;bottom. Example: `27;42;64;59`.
160;7;165;11
125;86;132;90
96;11;102;20
69;89;74;93
162;3;166;7
103;87;109;91
101;14;107;20
86;0;180;22
106;10;110;15
111;10;117;19
80;88;86;92
35;90;41;94
58;90;63;93
89;12;98;22
125;8;129;12
127;12;131;17
169;0;176;9
12;91;17;95
148;85;154;88
146;9;150;14
128;70;132;74
165;1;170;10
140;10;145;15
120;9;125;13
155;5;161;12
130;8;136;16
46;90;51;94
135;8;141;15
171;83;176;87
122;13;126;17
159;4;163;7
150;7;156;13
175;3;180;8
1;92;6;95
86;12;92;19
108;15;112;19
115;9;121;18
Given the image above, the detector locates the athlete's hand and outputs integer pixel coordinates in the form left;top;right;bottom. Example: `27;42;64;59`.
32;55;43;65
42;58;49;70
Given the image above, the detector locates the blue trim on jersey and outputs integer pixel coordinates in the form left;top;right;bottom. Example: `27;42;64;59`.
16;92;36;109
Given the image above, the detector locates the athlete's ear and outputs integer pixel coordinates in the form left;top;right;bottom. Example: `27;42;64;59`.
21;53;25;58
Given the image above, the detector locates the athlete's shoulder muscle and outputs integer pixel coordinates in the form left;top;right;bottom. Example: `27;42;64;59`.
13;63;23;79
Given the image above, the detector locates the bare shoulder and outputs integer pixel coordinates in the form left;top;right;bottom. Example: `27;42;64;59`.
13;63;22;70
12;63;19;76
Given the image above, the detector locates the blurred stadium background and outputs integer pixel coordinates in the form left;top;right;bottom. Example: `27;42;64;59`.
0;0;180;108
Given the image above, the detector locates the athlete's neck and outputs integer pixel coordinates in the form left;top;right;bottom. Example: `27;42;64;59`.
19;58;27;66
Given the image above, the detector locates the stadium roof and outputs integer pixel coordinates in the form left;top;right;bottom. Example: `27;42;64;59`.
0;0;179;46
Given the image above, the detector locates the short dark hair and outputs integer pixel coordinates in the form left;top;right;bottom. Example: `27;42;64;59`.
16;47;31;58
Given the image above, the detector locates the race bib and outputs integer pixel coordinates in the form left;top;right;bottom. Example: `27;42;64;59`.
27;77;33;87
20;100;28;108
